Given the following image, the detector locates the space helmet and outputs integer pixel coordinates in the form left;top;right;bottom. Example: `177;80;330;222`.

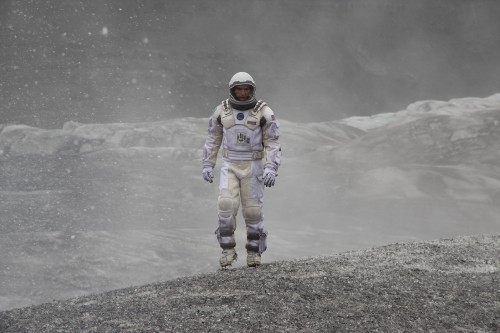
228;72;257;110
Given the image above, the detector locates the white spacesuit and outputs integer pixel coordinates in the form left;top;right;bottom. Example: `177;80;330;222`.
202;72;281;268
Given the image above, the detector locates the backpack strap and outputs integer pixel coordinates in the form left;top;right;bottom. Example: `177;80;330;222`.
222;99;231;112
245;100;266;130
220;99;235;128
254;100;267;112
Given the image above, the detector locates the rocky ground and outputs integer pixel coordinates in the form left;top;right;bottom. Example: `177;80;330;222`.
1;234;499;332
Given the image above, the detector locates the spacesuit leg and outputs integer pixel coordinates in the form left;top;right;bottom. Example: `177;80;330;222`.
215;160;240;249
241;160;267;254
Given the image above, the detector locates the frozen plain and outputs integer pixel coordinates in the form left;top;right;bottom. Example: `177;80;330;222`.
1;94;500;311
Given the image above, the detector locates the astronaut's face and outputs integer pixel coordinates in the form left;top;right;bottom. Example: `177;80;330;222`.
233;85;252;101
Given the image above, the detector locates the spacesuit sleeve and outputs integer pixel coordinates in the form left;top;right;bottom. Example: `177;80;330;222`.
202;107;223;168
261;107;281;171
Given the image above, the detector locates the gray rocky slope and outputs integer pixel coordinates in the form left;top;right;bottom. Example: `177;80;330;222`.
1;234;499;332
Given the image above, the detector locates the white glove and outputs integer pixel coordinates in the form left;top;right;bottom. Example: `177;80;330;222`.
263;168;277;187
202;166;214;183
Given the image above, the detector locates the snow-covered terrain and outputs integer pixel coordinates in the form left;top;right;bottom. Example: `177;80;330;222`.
1;94;500;311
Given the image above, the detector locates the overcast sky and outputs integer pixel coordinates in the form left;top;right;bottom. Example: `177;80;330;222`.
1;0;500;128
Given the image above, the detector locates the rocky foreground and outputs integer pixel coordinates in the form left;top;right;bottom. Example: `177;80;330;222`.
1;234;499;332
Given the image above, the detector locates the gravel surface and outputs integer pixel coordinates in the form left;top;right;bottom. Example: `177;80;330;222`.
1;234;499;332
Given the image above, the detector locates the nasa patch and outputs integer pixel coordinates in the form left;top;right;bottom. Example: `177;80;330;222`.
236;113;245;120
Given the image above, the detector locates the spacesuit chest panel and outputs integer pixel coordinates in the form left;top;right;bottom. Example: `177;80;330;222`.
220;107;261;130
222;110;263;152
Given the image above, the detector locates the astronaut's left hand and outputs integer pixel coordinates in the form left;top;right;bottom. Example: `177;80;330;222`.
263;168;277;187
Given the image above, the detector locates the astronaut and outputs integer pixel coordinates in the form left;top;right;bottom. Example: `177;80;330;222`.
202;72;281;268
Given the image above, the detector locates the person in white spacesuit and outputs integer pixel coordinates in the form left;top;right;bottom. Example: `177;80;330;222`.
202;72;281;268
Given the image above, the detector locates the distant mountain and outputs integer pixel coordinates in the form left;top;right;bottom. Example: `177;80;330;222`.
0;94;499;311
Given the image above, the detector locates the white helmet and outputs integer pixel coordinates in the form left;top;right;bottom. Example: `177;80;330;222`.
228;72;257;110
229;72;256;89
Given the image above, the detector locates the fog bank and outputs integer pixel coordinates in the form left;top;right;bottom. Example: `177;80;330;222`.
1;0;500;128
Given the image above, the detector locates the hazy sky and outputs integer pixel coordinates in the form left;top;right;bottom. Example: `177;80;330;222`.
1;0;500;127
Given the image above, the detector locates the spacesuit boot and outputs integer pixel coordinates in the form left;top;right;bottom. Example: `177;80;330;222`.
245;219;267;267
246;251;261;267
219;248;237;268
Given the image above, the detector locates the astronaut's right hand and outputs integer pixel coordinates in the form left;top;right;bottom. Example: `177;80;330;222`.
202;166;214;183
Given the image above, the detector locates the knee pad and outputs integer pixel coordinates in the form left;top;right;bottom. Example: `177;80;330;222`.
218;195;234;218
218;195;235;235
242;202;262;224
217;193;237;249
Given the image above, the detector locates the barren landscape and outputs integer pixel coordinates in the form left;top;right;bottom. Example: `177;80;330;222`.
1;94;500;313
1;234;498;332
1;2;500;330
